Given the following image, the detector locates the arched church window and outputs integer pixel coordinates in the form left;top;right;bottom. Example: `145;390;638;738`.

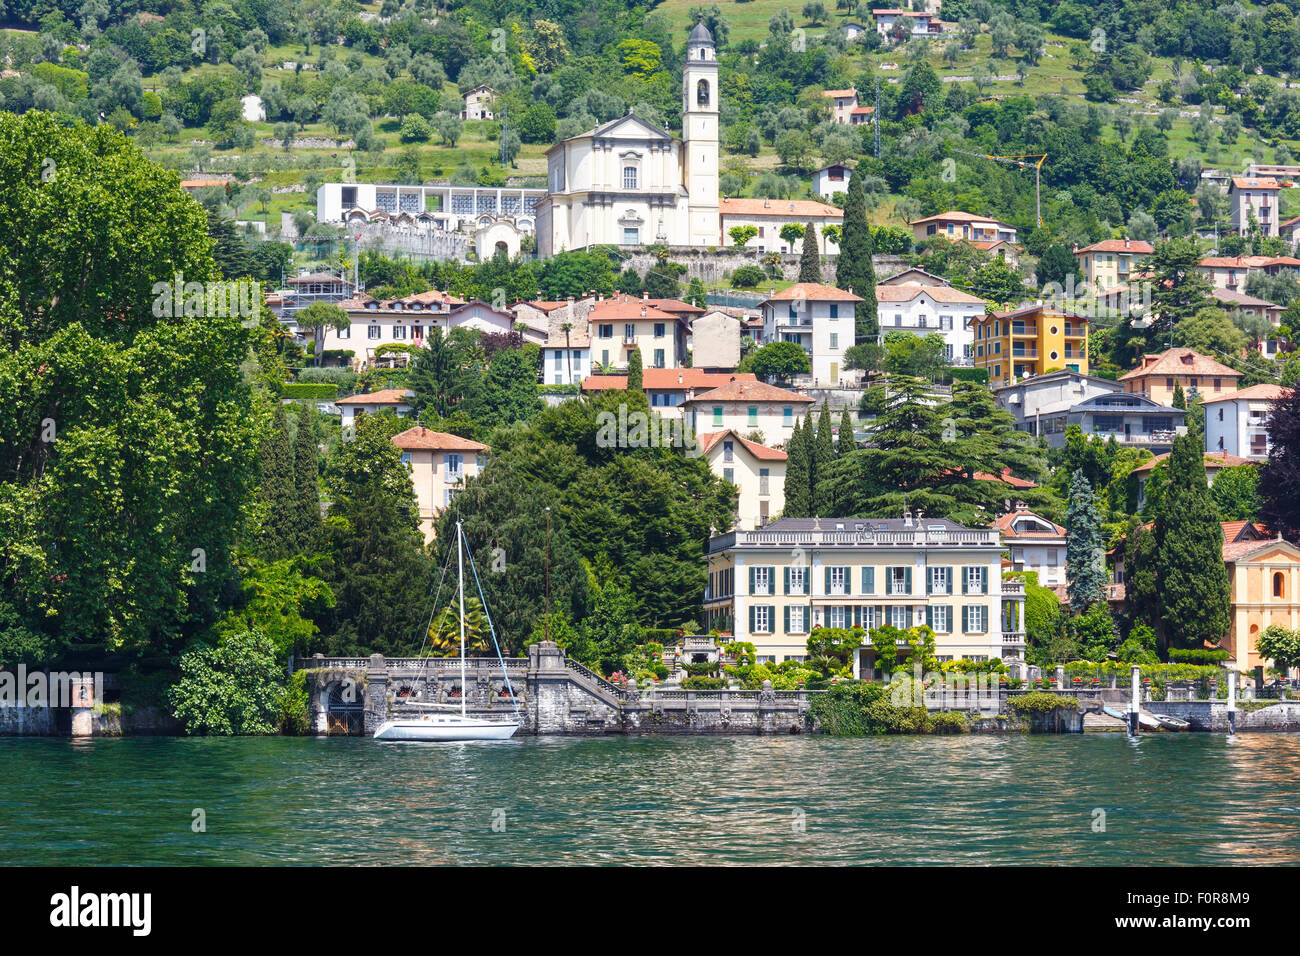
697;79;709;107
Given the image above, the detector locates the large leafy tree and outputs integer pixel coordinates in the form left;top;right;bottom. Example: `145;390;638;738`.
1065;469;1106;613
823;378;1056;525
320;414;433;656
0;112;260;665
441;390;732;629
837;170;877;342
1259;387;1300;539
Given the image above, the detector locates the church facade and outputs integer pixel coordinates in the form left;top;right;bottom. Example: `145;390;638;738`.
535;23;723;256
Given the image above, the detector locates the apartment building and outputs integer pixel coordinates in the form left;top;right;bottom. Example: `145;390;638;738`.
760;283;864;386
1198;255;1300;291
1202;384;1292;460
971;305;1090;387
698;429;787;530
1228;176;1281;237
719;197;844;254
587;296;691;371
1118;347;1241;406
875;279;986;365
1073;238;1154;291
996;505;1068;590
703;516;1027;674
392;427;489;542
994;368;1122;439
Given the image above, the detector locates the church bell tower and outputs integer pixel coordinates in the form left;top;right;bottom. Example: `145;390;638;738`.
683;21;721;246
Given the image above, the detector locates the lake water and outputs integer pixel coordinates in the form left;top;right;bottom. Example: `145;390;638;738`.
4;733;1300;865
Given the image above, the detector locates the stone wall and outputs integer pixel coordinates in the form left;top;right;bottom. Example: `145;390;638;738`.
0;705;54;735
1146;699;1300;732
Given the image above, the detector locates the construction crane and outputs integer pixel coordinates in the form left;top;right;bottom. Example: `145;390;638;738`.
951;150;1048;228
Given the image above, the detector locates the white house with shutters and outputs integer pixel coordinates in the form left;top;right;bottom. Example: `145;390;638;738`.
703;515;1026;673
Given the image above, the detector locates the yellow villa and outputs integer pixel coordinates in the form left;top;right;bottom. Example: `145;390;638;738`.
391;427;489;541
972;305;1090;387
1222;523;1300;673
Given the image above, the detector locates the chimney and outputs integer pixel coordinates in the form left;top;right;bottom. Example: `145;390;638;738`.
763;198;770;209
903;510;913;528
641;306;647;316
1124;238;1130;250
678;372;684;384
643;291;648;300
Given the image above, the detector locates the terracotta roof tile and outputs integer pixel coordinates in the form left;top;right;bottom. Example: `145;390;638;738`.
698;430;788;461
335;389;413;406
762;282;864;303
1131;450;1256;475
1119;348;1241;381
391;427;489;452
1199;384;1291;405
688;379;813;403
1075;239;1154;254
581;370;757;392
718;197;844;218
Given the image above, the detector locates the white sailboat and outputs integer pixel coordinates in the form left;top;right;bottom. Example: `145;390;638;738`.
373;520;520;742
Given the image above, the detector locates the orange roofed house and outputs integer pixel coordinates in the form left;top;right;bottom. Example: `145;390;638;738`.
698;429;787;529
391;427;489;541
683;378;813;447
1119;347;1241;406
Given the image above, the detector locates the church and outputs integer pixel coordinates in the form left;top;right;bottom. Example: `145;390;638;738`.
535;23;841;257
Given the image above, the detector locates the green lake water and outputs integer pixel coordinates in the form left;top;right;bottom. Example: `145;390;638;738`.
3;733;1300;865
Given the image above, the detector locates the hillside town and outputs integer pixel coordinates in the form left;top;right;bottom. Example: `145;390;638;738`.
5;0;1300;740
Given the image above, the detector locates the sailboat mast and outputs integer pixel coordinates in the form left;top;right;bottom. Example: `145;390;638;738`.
457;519;467;718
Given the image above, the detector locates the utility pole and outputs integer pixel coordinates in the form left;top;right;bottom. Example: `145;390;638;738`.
874;77;881;160
499;102;508;167
544;506;551;643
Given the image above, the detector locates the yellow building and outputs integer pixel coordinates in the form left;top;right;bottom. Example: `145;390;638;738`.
392;427;489;541
703;516;1026;675
1073;238;1154;291
1223;524;1300;673
972;305;1089;387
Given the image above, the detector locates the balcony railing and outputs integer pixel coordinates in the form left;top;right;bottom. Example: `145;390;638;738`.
1011;348;1038;358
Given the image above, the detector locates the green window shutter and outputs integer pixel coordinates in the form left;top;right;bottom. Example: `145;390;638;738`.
784;605;790;632
926;606;934;629
749;567;755;593
885;568;893;595
981;567;988;594
783;567;790;594
961;605;969;632
948;573;953;595
824;567;831;594
843;566;852;595
768;567;776;592
904;566;912;594
862;566;874;594
853;605;861;627
961;567;969;595
749;605;756;633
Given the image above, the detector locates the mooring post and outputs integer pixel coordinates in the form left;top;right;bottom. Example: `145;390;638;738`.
1227;670;1237;736
1128;664;1140;737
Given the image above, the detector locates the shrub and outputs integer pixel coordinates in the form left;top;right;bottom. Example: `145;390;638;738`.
1168;648;1230;664
925;710;969;734
278;669;311;735
731;265;766;288
949;366;989;384
1008;691;1078;715
682;675;725;689
169;631;286;735
282;382;338;399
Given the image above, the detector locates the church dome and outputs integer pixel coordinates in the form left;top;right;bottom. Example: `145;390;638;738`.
688;21;714;44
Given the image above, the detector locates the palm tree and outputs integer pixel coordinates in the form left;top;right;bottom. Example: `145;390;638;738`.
561;320;573;384
425;597;490;656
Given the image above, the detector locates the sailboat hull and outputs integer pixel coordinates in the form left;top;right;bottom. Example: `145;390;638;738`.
373;715;519;741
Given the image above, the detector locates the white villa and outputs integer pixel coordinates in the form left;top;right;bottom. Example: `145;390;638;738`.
760;283;864;387
699;430;787;530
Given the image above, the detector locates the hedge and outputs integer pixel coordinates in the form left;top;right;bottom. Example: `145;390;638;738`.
948;366;989;384
282;383;338;400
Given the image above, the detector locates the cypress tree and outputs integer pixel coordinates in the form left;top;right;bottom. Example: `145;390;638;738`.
1259;387;1300;539
627;348;644;392
799;221;821;283
1156;432;1231;650
1171;380;1186;410
783;416;810;518
1065;469;1105;613
837;407;855;457
837;170;878;343
257;405;296;559
291;412;322;552
812;401;835;515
